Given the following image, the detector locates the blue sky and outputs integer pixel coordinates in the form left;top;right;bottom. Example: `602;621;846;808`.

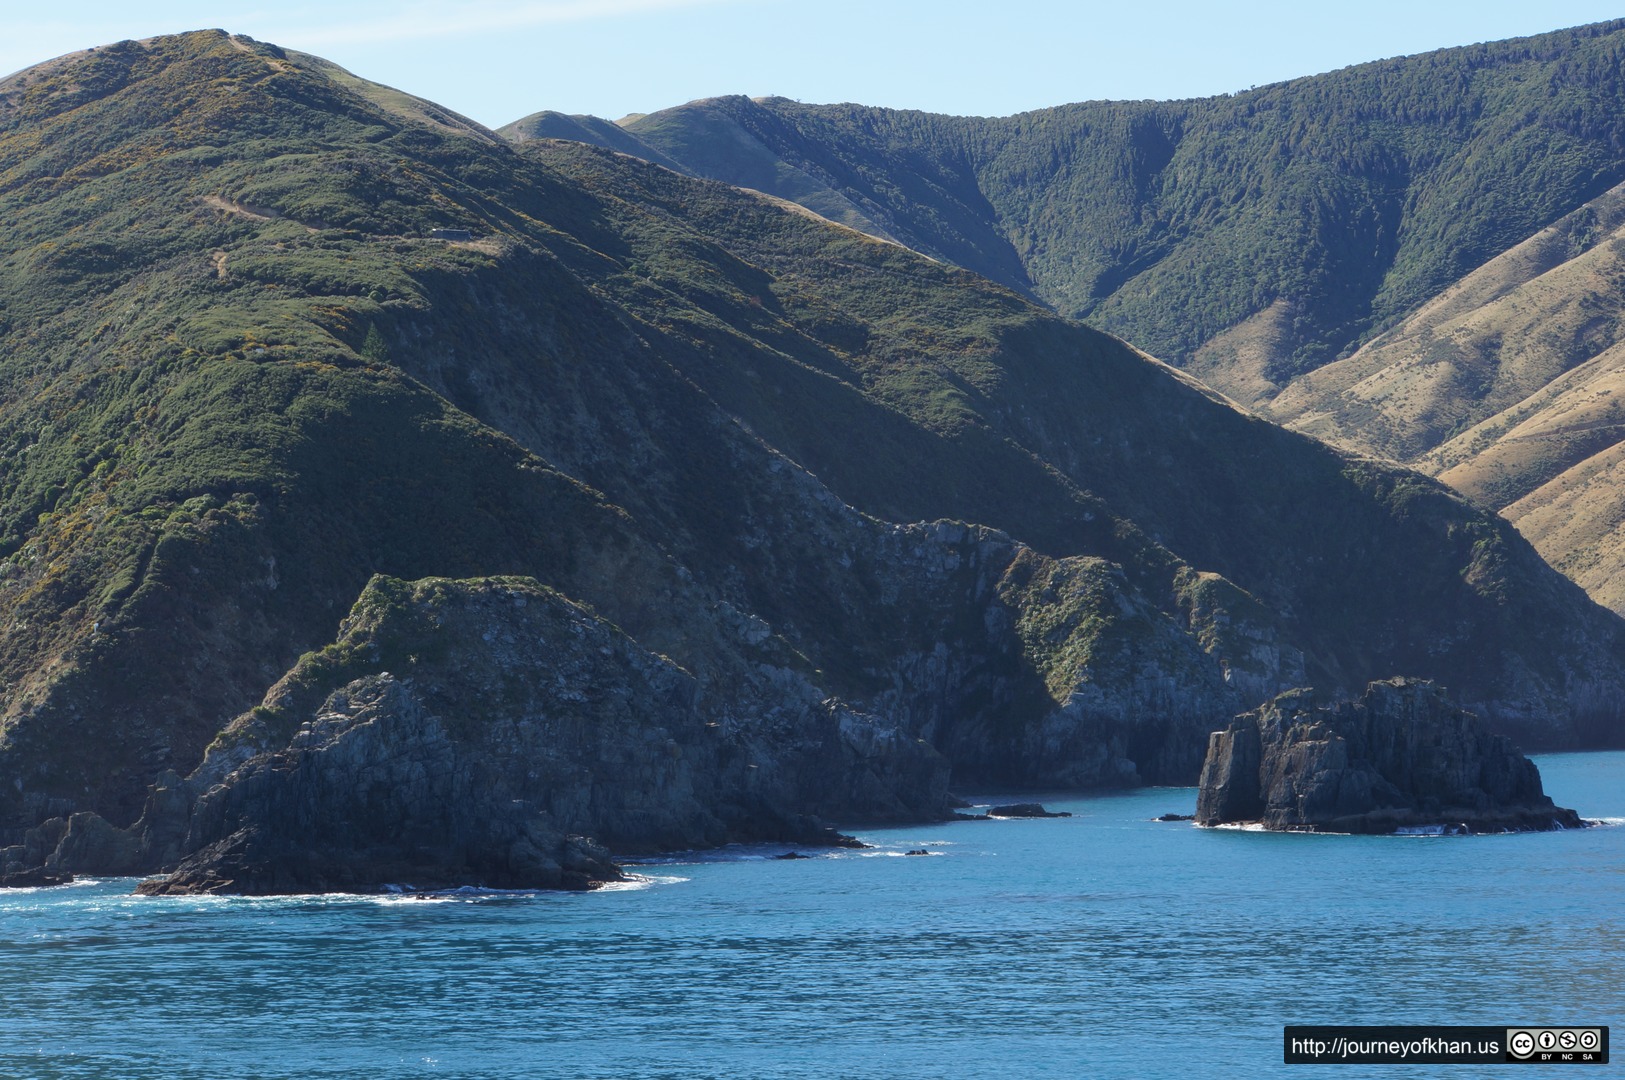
5;2;1624;127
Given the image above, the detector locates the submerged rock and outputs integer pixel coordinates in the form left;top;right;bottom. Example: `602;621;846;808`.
986;803;1072;818
0;866;73;888
1195;679;1585;833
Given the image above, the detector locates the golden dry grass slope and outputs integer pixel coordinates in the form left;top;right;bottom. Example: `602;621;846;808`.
1263;179;1625;612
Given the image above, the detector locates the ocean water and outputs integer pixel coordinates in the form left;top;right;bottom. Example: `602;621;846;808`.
2;752;1620;1080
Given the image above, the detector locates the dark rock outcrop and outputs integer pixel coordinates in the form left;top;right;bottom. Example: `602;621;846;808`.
986;803;1072;818
1196;679;1585;833
0;769;198;886
131;575;951;895
0;866;73;888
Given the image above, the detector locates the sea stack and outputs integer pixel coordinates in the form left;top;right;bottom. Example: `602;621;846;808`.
1195;678;1584;833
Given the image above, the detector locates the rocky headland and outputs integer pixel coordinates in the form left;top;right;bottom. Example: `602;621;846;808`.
3;575;950;895
1195;679;1585;833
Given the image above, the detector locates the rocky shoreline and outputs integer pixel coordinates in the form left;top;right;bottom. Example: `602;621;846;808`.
3;659;1593;895
4;577;952;896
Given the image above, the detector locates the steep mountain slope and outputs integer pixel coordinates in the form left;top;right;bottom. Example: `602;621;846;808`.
501;20;1625;400
1;32;1623;885
1262;178;1625;612
498;20;1625;620
1267;178;1625;462
522;135;1624;740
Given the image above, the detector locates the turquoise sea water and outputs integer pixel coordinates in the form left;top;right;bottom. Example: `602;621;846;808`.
2;752;1620;1079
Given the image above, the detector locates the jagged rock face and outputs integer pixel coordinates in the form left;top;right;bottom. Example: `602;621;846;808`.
987;552;1276;787
133;576;952;895
130;549;1274;893
793;525;1292;790
12;522;1298;893
1195;679;1584;833
139;674;627;894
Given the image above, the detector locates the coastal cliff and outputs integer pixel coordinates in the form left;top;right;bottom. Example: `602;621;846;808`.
130;575;948;894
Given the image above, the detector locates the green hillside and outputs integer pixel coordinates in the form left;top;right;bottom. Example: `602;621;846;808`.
508;20;1625;398
1;31;1622;883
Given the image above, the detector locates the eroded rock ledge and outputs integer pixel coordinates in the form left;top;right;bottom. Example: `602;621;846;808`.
122;574;951;895
1196;679;1585;833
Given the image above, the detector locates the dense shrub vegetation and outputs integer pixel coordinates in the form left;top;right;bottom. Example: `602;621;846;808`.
557;20;1625;383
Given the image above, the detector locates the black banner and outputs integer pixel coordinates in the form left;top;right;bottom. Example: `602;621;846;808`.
1284;1025;1609;1065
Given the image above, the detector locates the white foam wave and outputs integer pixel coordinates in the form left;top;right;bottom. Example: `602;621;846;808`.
852;848;944;857
598;873;689;891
